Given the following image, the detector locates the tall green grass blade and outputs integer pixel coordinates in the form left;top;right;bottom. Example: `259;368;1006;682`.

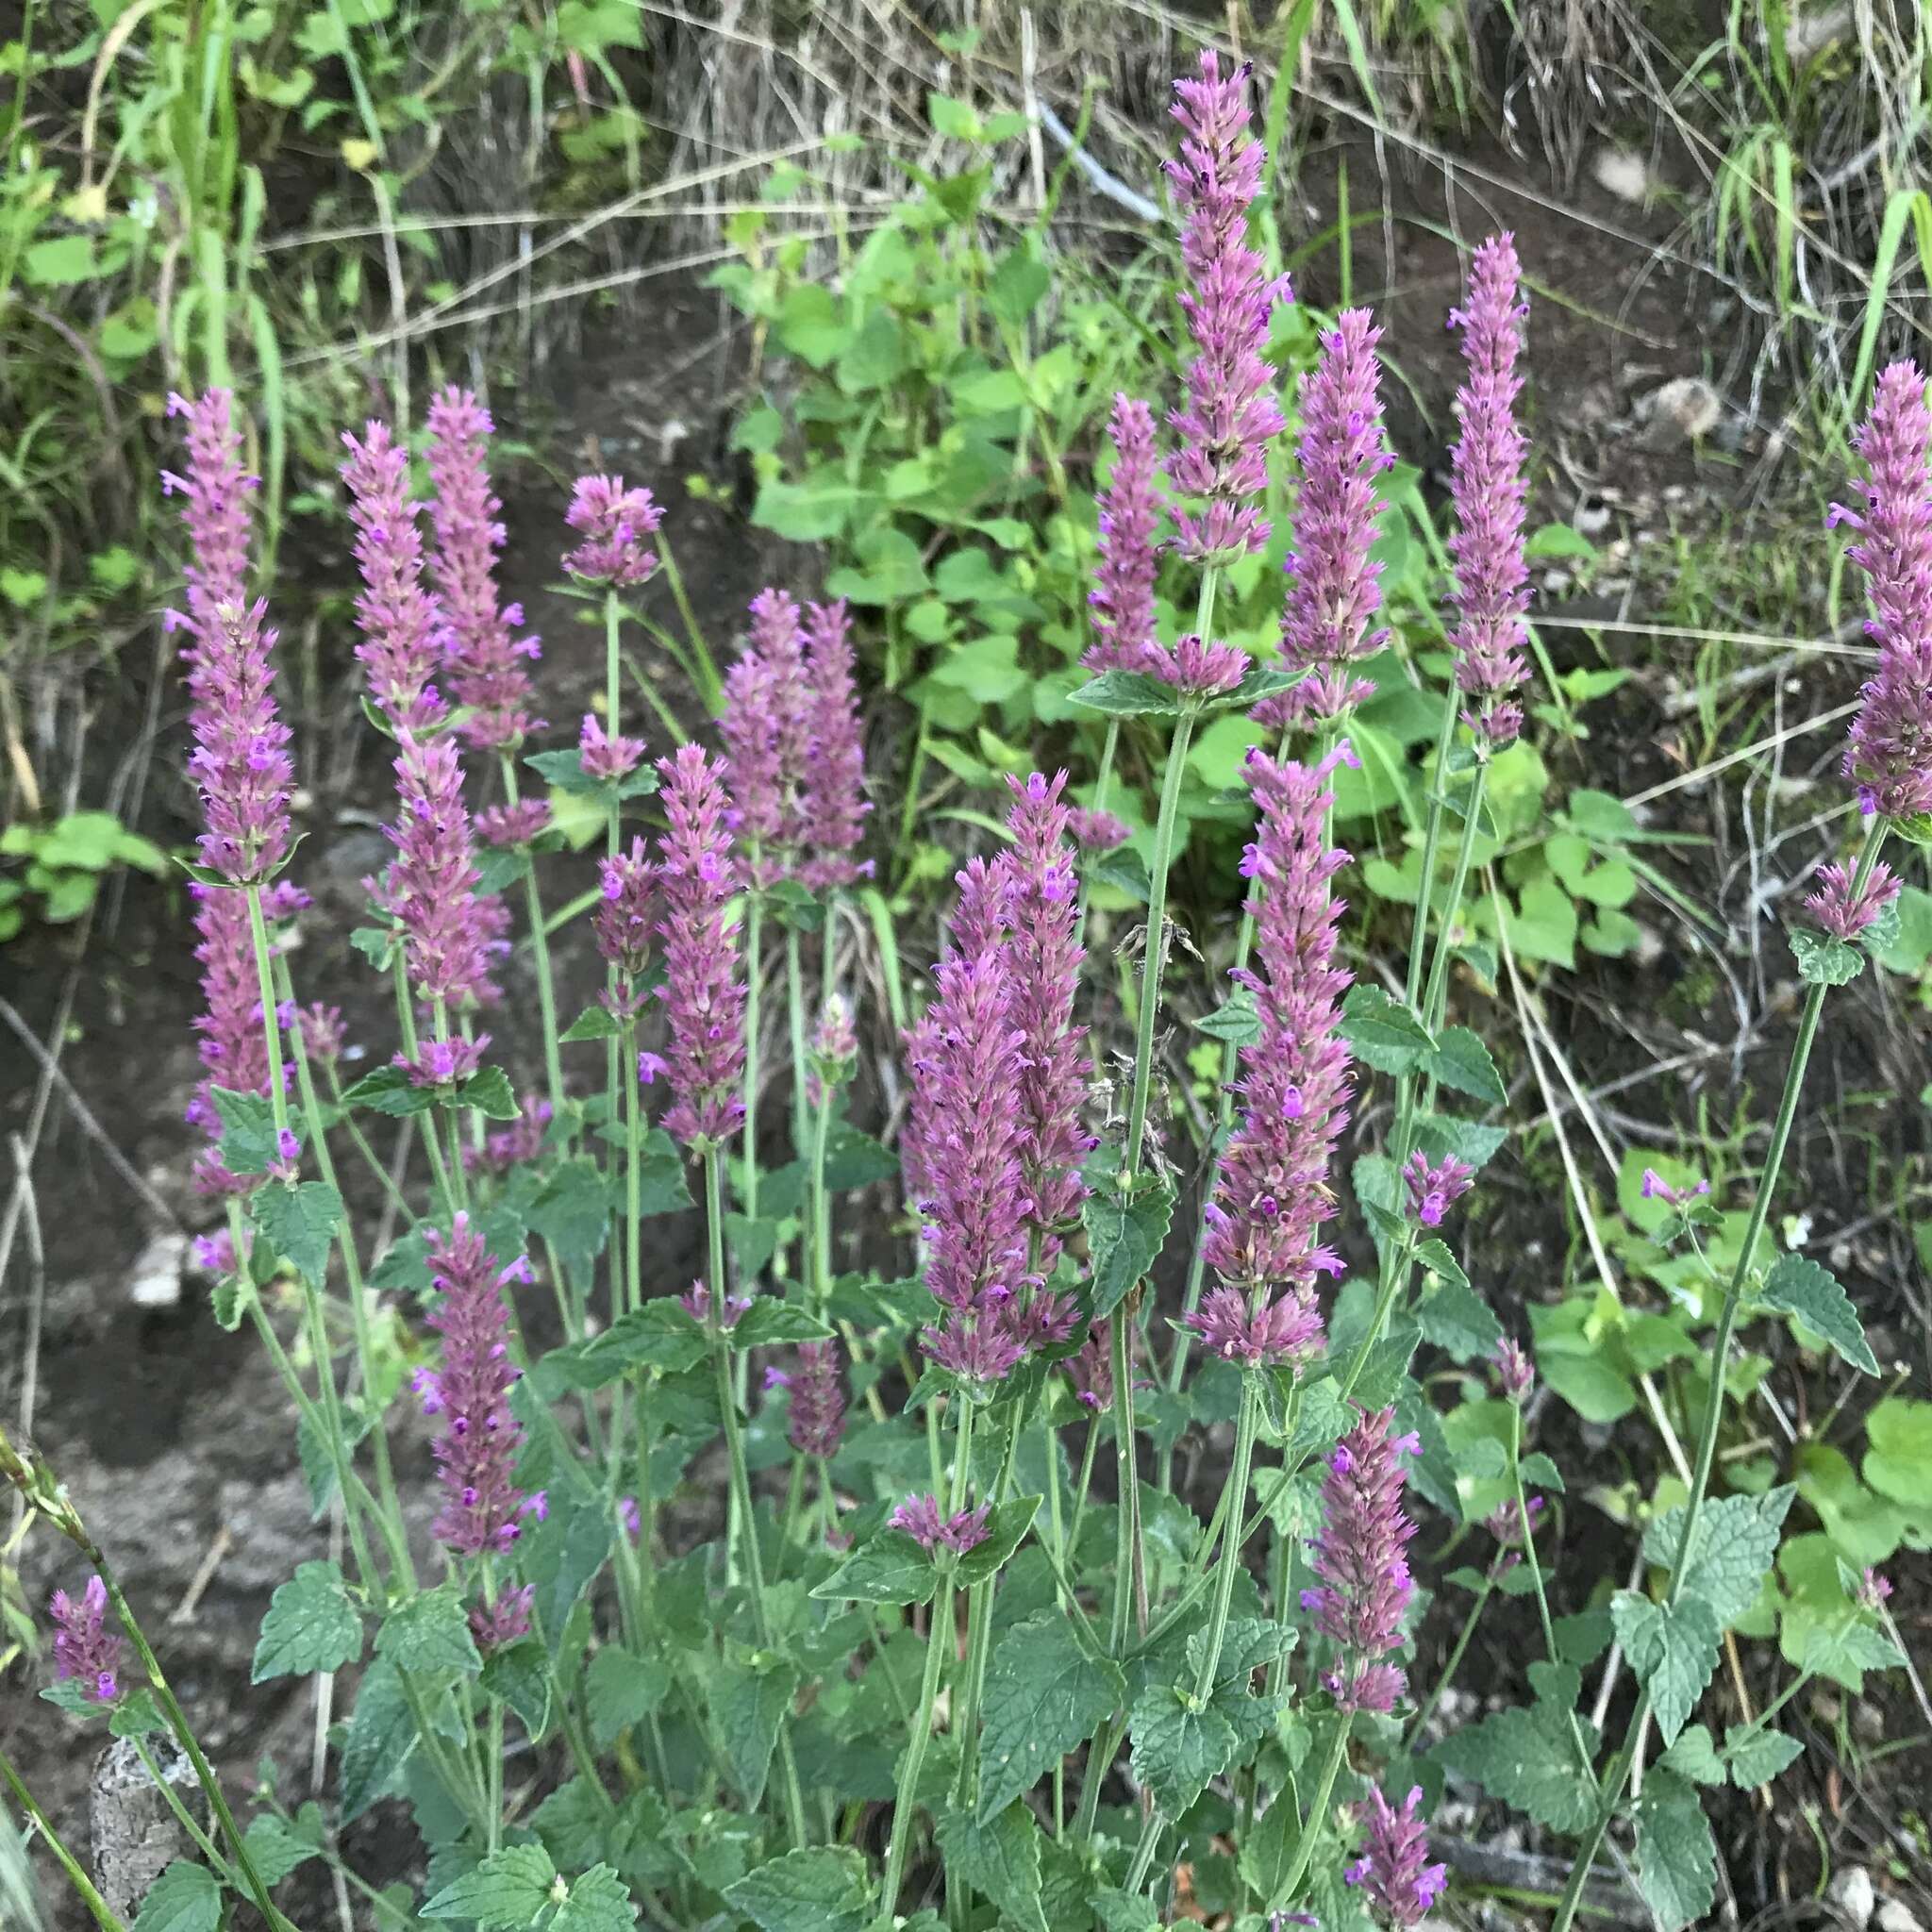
1846;188;1920;430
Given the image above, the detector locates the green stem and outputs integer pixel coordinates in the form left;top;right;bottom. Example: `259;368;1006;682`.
656;531;723;714
809;1088;834;1308
1190;1376;1260;1703
130;1736;232;1877
785;928;810;1161
500;756;566;1120
741;882;764;1227
1509;1404;1594;1775
1548;818;1888;1932
1271;1718;1348;1910
393;961;455;1212
242;885;291;1151
1405;1568;1495;1752
0;1743;126;1932
1107;1307;1144;1657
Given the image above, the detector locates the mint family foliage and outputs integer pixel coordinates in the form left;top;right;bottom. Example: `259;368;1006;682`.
5;51;1923;1932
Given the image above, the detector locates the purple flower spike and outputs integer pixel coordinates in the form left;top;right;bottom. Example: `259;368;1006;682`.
595;835;658;991
1068;1324;1115;1411
720;589;809;878
1305;1406;1420;1713
426;388;542;751
905;857;1032;1389
1837;362;1932;819
563;475;662;586
467;1097;552;1175
1807;858;1901;941
1267;310;1393;730
395;1034;488;1088
890;1493;991;1556
475;799;552;848
1191;746;1355;1365
579;712;644;782
425;1213;529;1557
1164;52;1291;563
1402;1151;1474;1227
1000;773;1093;1277
469;1586;534;1655
382;733;497;1008
341;421;449;734
1492;1336;1534;1404
1484;1492;1544;1549
654;745;746;1151
797;600;872;889
1346;1785;1448;1928
1447;237;1532;748
784;1340;846;1459
1087;394;1165;673
1859;1568;1894;1610
184;884;277;1194
49;1576;122;1706
1068;808;1129;852
1153;632;1252;698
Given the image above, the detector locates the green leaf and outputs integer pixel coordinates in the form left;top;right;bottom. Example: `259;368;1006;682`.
528;1158;613;1276
713;1655;800;1807
1068;671;1182;718
422;1842;558;1924
1090;1889;1163;1932
375;1583;483;1676
1083;1181;1175;1322
937;1805;1048;1932
1657;1722;1725;1786
252;1560;361;1682
1192;984;1259;1045
1424;1024;1507;1106
1724;1724;1803;1788
131;1862;223;1932
955;1495;1041;1585
811;1530;936;1607
1642;1488;1792;1625
774;285;850;369
340;1659;414;1821
1757;1254;1878;1375
240;1812;323;1886
340;1063;433;1116
1790;927;1864;985
551;1866;638;1932
481;1638;553;1739
733;1300;836;1347
211;1086;285;1174
458;1066;520;1121
1128;1683;1238;1815
724;1847;873;1932
584;1646;671;1747
1415;1275;1503;1363
1633;1769;1719;1932
1610;1590;1722;1745
977;1611;1124;1820
108;1689;167;1738
1339;984;1435;1074
1415;1112;1507;1172
575;1302;709;1379
1437;1700;1601;1832
1865;1396;1932;1506
248;1181;343;1283
823;1122;900;1191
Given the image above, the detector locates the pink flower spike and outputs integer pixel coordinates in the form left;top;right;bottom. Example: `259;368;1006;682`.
1346;1785;1447;1928
1087;393;1165;672
579;712;644;782
341;420;449;734
1402;1150;1474;1227
563;475;662;586
49;1575;122;1706
1805;858;1901;941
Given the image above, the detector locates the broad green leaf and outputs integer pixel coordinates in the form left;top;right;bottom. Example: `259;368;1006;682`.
1863;1396;1932;1507
375;1583;483;1677
340;1063;434;1116
811;1530;935;1607
936;1805;1048;1932
252;1560;360;1683
1128;1683;1238;1815
1757;1254;1878;1374
1191;985;1259;1045
1339;983;1435;1074
211;1086;286;1174
724;1846;873;1932
481;1639;553;1739
956;1496;1040;1586
977;1611;1124;1820
584;1645;671;1747
551;1866;637;1932
733;1300;836;1347
340;1659;414;1821
422;1843;556;1925
527;1158;612;1276
1642;1487;1792;1624
1424;1024;1507;1107
1437;1700;1600;1832
1610;1590;1722;1745
1789;928;1863;985
560;1005;620;1042
1083;1182;1174;1322
1657;1722;1724;1786
1415;1275;1502;1363
1068;671;1181;718
1724;1724;1803;1788
248;1180;343;1283
108;1689;167;1739
458;1066;519;1121
131;1862;222;1932
713;1656;800;1807
240;1813;323;1886
1633;1769;1718;1932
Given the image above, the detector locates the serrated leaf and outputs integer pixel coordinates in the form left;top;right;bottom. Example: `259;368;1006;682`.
240;1813;323;1886
560;1005;621;1042
1642;1487;1792;1625
1657;1722;1724;1785
457;1066;519;1121
375;1584;483;1676
248;1181;343;1283
1724;1724;1803;1788
1437;1701;1601;1832
1090;1888;1162;1932
1633;1769;1719;1932
1128;1683;1238;1815
527;1158;612;1276
108;1689;167;1738
551;1865;638;1932
1083;1181;1174;1321
131;1862;222;1932
480;1638;553;1739
422;1842;557;1924
732;1299;836;1347
1414;1112;1508;1172
956;1495;1040;1585
340;1658;414;1821
1757;1254;1878;1374
810;1530;936;1607
724;1847;873;1932
584;1646;671;1747
1425;1024;1507;1106
252;1560;361;1682
712;1655;800;1807
1790;927;1864;986
211;1087;284;1174
1340;983;1436;1074
977;1611;1124;1820
1415;1275;1503;1363
937;1805;1047;1932
340;1063;435;1116
1192;984;1259;1044
1068;670;1182;717
1412;1237;1471;1291
1610;1590;1722;1745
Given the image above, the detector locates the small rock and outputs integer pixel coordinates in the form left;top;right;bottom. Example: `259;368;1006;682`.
1829;1866;1875;1930
1592;146;1652;204
126;1229;188;1309
91;1735;208;1923
1638;376;1725;447
1853;1699;1886;1744
1875;1904;1925;1932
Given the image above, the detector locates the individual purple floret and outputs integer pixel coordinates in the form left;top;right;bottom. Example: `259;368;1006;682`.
1153;631;1251;698
579;712;644;782
425;388;542;751
796;599;872;888
475;799;552;848
49;1576;122;1706
1836;361;1932;819
1163;52;1291;563
1067;1324;1115;1411
807;992;858;1107
1403;1151;1474;1227
294;1003;345;1069
905;858;1031;1388
596;835;658;991
395;1034;488;1089
1087;394;1165;673
164;393;295;888
1484;1492;1545;1549
423;1213;531;1557
469;1585;534;1654
890;1493;991;1557
1806;858;1902;941
776;1340;846;1459
1346;1785;1448;1928
383;733;497;1008
1068;808;1129;852
1859;1568;1894;1611
1000;773;1093;1278
563;475;663;586
1191;745;1355;1367
1447;237;1532;748
1492;1336;1534;1404
467;1098;552;1175
1303;1406;1420;1713
680;1278;751;1328
1266;311;1393;729
1640;1169;1711;1208
655;745;746;1151
341;421;449;734
183;882;277;1195
720;588;809;878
